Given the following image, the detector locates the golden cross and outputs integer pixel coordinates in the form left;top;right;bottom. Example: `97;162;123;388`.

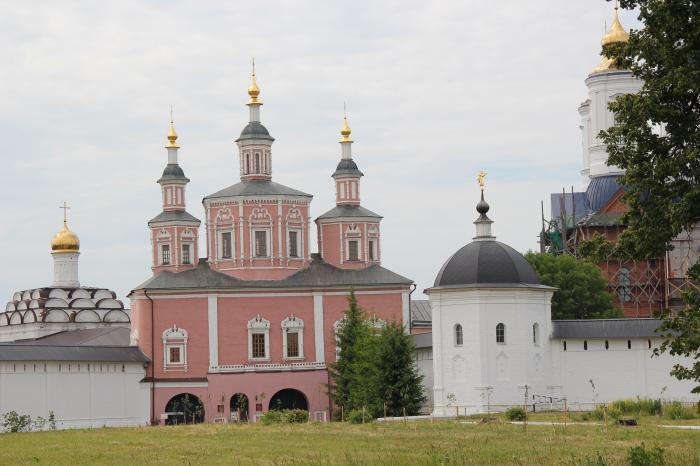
476;170;487;191
59;201;70;225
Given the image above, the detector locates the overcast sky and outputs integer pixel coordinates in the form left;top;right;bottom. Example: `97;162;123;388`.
0;0;640;303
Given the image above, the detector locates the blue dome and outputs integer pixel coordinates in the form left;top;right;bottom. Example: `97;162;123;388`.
586;175;622;212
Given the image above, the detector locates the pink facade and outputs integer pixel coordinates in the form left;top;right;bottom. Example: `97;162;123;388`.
133;78;412;423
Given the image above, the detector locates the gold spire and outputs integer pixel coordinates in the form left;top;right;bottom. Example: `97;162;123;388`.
166;107;179;148
476;170;487;191
340;103;353;142
247;58;261;105
51;202;80;253
592;2;630;73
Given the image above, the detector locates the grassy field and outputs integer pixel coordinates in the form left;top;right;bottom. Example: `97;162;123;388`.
0;419;698;465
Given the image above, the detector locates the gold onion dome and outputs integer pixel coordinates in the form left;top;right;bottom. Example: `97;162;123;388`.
340;117;353;142
592;8;630;73
166;120;179;148
248;73;261;104
51;223;80;253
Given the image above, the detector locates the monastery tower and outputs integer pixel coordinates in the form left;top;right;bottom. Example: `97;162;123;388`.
51;205;81;287
579;4;642;186
148;118;201;274
315;115;382;269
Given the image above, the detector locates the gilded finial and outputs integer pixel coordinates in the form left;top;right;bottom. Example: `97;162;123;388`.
52;202;80;252
166;106;179;148
476;170;487;191
340;102;353;142
248;57;261;104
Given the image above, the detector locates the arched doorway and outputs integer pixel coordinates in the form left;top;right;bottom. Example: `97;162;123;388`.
269;388;308;411
230;393;249;422
164;393;205;425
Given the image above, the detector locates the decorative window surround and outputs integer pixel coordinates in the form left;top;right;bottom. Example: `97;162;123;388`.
247;315;270;361
281;315;304;360
163;325;188;372
219;230;234;260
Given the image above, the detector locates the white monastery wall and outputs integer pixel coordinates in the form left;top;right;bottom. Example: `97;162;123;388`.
0;361;149;429
550;337;700;408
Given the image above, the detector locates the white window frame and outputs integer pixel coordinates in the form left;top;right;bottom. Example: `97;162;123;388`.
368;239;376;261
247;315;270;361
253;229;271;258
281;316;304;360
496;323;506;344
218;230;234;260
161;243;171;265
532;322;540;346
162;325;188;372
454;323;463;347
346;239;360;261
287;229;301;258
181;242;192;265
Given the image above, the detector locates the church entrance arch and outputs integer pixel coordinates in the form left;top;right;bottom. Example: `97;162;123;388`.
230;393;249;422
269;388;308;411
164;393;205;425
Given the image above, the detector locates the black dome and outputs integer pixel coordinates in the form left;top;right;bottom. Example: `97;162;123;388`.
158;163;189;183
434;240;540;287
237;121;275;141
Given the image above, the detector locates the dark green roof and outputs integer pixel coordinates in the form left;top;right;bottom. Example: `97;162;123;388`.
158;164;190;183
236;122;275;142
131;254;411;292
316;205;382;220
578;212;625;227
148;210;201;226
204;180;312;200
332;159;364;178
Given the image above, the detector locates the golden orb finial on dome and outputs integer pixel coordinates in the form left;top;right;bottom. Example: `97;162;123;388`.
592;2;630;73
166;106;180;148
51;202;80;253
247;58;262;105
340;103;353;142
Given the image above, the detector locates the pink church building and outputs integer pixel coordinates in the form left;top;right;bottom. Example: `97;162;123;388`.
129;72;412;423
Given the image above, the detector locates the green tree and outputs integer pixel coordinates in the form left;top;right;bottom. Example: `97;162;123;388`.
376;321;426;417
601;1;700;391
328;291;374;414
525;252;621;320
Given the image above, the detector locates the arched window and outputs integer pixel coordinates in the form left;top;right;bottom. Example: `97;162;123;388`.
584;340;588;351
454;324;463;346
532;323;539;346
616;267;632;302
281;316;304;359
627;339;632;349
648;339;652;349
605;340;609;350
248;315;270;360
563;341;567;351
162;325;188;371
255;153;261;173
496;323;505;344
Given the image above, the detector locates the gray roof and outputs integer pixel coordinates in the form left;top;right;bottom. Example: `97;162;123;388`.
148;209;201;225
158;163;190;183
411;332;432;349
317;205;382;220
551;319;664;339
12;327;132;346
432;240;543;289
132;254;412;292
332;159;364;178
586;175;623;213
0;327;148;362
204;180;312;200
578;212;625;227
0;345;148;362
236;121;275;142
411;300;432;324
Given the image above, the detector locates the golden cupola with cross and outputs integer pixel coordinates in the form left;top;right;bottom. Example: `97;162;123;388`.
51;204;80;253
51;202;81;287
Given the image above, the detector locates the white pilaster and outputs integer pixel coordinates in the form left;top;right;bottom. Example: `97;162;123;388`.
313;293;325;362
401;290;410;333
208;295;218;368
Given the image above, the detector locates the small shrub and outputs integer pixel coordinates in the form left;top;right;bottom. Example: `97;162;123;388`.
1;411;32;433
627;443;664;466
48;411;56;430
260;409;308;425
663;401;694;420
504;407;526;422
346;409;374;424
611;398;662;416
32;416;46;431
